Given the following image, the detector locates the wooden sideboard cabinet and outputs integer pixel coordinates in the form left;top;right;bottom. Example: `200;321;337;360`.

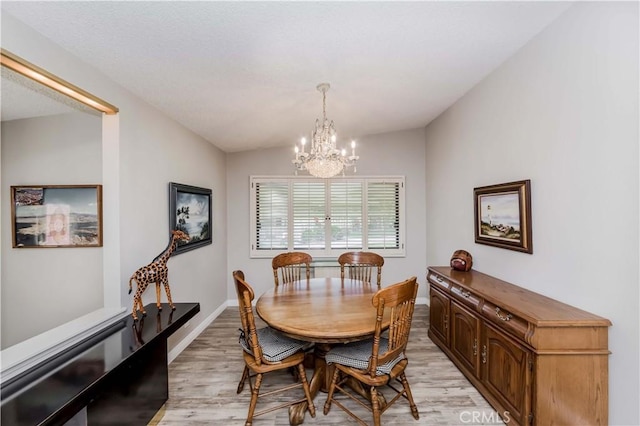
427;266;611;426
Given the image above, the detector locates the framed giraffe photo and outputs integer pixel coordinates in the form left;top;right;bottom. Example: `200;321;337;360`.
11;184;103;248
169;182;212;255
473;180;532;254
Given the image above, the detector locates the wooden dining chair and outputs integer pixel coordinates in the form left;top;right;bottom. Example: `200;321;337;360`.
323;276;420;426
272;252;312;286
233;270;316;425
338;251;384;286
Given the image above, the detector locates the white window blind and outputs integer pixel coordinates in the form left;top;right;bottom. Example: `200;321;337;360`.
254;180;288;250
330;181;363;250
251;176;405;258
367;181;400;250
292;182;325;250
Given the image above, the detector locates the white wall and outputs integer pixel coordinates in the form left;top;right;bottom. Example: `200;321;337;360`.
1;12;228;355
227;127;427;300
424;3;639;425
118;99;228;349
1;112;103;348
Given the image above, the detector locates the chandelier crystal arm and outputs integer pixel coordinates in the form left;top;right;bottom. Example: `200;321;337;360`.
292;82;359;178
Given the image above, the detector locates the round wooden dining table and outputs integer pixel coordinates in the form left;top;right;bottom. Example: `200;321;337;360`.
256;277;387;425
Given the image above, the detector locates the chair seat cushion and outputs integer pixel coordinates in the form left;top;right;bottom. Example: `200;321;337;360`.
326;337;405;375
239;327;312;362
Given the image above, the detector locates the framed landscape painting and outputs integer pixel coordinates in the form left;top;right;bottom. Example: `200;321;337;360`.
169;182;212;255
11;185;103;248
473;180;532;254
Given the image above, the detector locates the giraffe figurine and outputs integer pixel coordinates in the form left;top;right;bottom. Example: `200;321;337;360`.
128;230;190;320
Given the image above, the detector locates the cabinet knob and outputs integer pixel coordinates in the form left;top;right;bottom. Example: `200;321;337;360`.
481;344;487;364
473;338;478;356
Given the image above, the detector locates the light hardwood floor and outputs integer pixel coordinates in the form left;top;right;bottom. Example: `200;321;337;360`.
155;305;503;425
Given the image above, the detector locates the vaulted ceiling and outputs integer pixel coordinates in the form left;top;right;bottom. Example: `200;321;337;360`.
1;1;572;153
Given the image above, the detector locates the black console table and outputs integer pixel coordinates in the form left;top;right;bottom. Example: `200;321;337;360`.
1;302;200;426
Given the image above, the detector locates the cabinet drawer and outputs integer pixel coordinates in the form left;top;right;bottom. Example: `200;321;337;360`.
450;284;481;311
428;272;450;292
481;300;530;342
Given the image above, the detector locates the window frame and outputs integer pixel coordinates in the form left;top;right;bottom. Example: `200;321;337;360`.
250;175;406;259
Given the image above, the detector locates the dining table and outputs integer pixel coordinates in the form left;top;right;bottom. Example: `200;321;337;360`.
256;276;389;425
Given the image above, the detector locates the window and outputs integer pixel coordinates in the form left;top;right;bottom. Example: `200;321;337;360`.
251;176;405;258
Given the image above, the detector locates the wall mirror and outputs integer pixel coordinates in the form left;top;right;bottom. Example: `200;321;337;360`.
1;49;119;378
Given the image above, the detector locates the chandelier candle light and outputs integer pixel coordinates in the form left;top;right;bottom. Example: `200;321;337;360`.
292;83;359;178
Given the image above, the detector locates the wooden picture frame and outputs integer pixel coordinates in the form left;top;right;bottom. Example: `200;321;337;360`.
474;179;532;254
169;182;212;255
11;185;103;248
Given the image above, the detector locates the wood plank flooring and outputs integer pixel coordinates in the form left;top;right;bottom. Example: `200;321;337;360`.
155;305;503;425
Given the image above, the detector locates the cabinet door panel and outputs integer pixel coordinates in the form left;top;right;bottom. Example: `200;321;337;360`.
451;301;480;378
429;287;449;346
482;324;531;425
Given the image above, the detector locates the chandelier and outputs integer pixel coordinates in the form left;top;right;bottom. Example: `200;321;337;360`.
292;83;358;178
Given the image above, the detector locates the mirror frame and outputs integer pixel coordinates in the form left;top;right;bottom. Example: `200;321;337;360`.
1;48;118;115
